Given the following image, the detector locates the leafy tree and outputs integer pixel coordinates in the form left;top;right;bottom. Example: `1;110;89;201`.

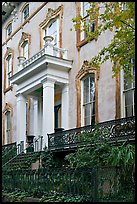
72;2;135;81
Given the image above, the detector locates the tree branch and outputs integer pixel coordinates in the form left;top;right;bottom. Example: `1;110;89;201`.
120;20;135;30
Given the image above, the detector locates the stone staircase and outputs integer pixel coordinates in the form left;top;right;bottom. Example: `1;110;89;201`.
2;137;43;170
3;151;41;170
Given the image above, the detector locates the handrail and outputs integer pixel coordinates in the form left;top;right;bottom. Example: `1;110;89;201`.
2;135;43;169
2;142;16;156
48;116;135;150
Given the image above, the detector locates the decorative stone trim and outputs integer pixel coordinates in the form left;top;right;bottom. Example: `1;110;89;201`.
18;32;31;58
75;2;98;50
76;60;99;127
2;3;47;46
39;5;63;49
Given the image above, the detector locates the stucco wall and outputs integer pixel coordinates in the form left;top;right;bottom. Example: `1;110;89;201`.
2;2;117;143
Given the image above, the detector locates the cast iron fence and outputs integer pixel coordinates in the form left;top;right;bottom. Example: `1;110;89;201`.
48;116;135;151
2;166;134;202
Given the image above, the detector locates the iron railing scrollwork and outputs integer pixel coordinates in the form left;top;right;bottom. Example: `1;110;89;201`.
48;116;135;151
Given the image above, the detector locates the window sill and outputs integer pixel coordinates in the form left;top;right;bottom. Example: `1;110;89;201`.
76;37;96;49
4;85;13;94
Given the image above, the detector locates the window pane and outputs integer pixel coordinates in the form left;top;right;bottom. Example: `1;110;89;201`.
90;75;95;101
124;90;133;117
48;20;57;46
22;41;28;59
84;77;89;103
23;5;29;20
83;2;90;17
6;111;10;144
84;103;90;125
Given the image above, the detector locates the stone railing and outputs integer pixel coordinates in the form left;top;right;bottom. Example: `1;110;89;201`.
18;40;68;71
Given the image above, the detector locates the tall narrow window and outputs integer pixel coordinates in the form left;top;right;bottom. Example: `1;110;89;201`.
82;74;95;126
22;4;29;21
81;2;95;40
6;23;12;38
5;111;10;144
44;18;58;47
22;41;28;60
123;59;135;117
6;55;12;88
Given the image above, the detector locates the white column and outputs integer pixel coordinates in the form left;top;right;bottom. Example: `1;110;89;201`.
16;93;26;147
42;78;55;148
33;98;38;138
61;84;69;130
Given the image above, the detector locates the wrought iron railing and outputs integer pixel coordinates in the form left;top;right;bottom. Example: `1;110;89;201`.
2;166;134;202
2;142;16;156
2;135;43;169
48;116;135;151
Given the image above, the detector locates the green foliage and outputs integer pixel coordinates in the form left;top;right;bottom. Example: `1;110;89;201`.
2;190;29;202
65;128;111;169
39;192;92;202
2;146;17;166
72;2;135;81
41;146;57;169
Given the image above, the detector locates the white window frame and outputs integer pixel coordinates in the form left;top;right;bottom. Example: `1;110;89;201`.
44;18;59;47
81;74;95;126
22;4;29;21
6;55;12;88
5;111;10;144
21;40;29;60
121;61;135;118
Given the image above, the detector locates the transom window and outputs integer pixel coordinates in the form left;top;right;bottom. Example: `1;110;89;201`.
82;74;95;126
6;23;12;38
23;4;29;21
5;111;10;144
6;55;12;88
123;59;135;117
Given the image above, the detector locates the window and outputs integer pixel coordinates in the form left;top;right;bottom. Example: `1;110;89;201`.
5;111;10;144
6;23;12;38
82;74;95;126
18;32;31;60
22;40;28;59
44;18;59;47
6;55;12;88
122;59;135;117
22;4;29;21
81;2;95;41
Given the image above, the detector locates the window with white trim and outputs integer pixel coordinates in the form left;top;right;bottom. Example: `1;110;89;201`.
82;74;95;126
22;4;29;21
44;18;59;47
22;40;28;60
81;2;95;41
5;111;10;144
6;55;12;88
6;23;12;38
122;58;135;117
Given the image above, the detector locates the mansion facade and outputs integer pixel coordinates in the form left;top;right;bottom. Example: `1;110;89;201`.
2;2;135;150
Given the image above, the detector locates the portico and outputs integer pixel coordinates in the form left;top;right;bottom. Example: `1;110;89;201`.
10;44;72;149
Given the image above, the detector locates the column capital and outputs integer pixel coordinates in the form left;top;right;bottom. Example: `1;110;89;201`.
42;77;56;89
41;76;56;84
16;93;26;101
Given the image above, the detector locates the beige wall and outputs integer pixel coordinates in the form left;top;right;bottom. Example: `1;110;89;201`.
2;2;117;142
